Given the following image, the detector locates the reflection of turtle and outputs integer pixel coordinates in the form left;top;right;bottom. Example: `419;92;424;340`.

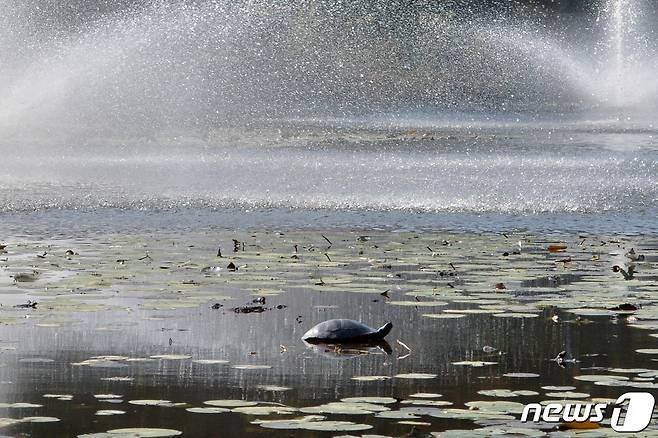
302;319;392;343
303;339;392;359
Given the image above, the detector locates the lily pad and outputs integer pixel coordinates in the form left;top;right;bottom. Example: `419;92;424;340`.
545;391;590;398
394;373;437;379
409;393;443;398
464;400;525;414
503;372;540;378
257;385;291;392
452;361;498;367
96;410;126;416
192;359;229;364
232;406;297;415
351;376;391;382
186;407;230;414
541;386;576;391
149;355;191;360
477;389;539;398
128;400;183;407
341;397;397;404
573;374;629;382
203;400;258;408
105;428;182;437
423;314;467;319
231;364;272;370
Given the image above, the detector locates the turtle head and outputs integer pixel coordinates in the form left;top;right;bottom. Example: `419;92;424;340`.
376;322;393;338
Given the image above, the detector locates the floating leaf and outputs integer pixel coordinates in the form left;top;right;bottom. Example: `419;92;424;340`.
389;301;448;307
545;391;590;399
573;374;629;382
394;373;437;379
300;402;389;415
128;400;184;407
186;407;230;414
257;385;291;392
231;364;272;370
105;428;182;437
351;376;390;382
376;410;421;419
340;397;397;405
464;400;525;414
204;400;258;408
23;416;60;423
96;410;126;416
503;372;540;378
400;399;452;407
232;406;297;415
541;386;576;391
477;389;539;398
423;313;467;319
452;361;498;367
409;393;442;399
254;416;371;431
492;313;539;318
149;355;191;360
0;402;42;408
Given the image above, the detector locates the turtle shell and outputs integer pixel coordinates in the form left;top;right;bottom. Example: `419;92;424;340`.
302;319;388;342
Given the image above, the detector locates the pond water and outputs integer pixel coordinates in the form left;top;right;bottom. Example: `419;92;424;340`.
1;226;657;437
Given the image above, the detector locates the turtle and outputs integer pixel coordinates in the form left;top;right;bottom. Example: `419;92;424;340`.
302;319;392;343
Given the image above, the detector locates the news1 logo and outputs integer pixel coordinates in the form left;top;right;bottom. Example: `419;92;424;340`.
521;392;656;432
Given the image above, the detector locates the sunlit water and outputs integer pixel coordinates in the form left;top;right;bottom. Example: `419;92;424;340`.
1;116;658;234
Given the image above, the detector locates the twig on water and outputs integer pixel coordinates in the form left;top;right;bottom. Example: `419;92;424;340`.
397;339;411;352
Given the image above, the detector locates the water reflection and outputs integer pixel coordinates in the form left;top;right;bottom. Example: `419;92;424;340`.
0;229;656;436
303;340;393;359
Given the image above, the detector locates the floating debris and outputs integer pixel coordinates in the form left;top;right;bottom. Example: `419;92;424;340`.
625;248;645;261
12;271;40;282
612;264;636;280
548;244;568;253
608;303;639;312
233;305;265;314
